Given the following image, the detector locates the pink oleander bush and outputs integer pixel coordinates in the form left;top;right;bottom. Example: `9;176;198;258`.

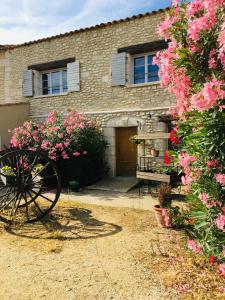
155;0;225;272
11;111;107;186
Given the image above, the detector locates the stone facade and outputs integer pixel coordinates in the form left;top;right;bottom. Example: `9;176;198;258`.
0;102;29;150
0;9;175;176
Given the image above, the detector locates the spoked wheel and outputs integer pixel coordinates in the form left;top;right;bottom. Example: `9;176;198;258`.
0;150;61;224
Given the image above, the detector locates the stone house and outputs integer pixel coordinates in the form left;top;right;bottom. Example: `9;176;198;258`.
0;7;175;177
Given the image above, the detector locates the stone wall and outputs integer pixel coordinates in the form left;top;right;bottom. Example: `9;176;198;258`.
0;51;5;103
0;11;175;118
0;102;29;149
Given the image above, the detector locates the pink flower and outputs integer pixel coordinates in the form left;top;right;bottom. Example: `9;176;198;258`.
157;15;179;40
218;264;225;278
214;213;225;232
199;193;220;209
28;147;37;152
169;106;178;119
64;141;70;147
55;143;63;149
179;152;196;168
62;152;69;159
47;111;57;124
191;80;225;112
50;126;59;132
188;15;216;42
185;0;204;18
199;193;210;206
208;58;217;69
162;209;172;227
73;152;80;157
187;240;202;254
215;174;225;186
58;133;64;139
206;160;218;168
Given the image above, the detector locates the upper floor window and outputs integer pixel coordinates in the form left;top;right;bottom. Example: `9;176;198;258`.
42;69;67;95
133;54;159;84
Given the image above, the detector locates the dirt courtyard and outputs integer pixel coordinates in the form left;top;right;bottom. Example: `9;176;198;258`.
0;200;223;300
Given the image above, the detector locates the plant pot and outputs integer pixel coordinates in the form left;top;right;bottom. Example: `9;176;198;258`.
149;149;159;157
68;180;80;192
153;205;172;228
0;174;16;186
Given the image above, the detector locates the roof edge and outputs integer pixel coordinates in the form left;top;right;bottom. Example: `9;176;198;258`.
3;7;170;50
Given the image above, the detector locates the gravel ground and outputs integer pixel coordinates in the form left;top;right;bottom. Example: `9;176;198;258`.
0;201;223;300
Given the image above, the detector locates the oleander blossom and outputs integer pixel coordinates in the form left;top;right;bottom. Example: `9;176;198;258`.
207;160;218;168
157;15;179;40
188;15;216;42
215;174;225;186
185;0;204;18
155;42;192;118
191;80;225;112
218;21;225;69
179;152;196;169
199;193;221;209
208;49;217;69
11;111;105;162
186;0;224;42
187;240;202;254
214;214;225;232
218;264;225;278
157;0;225;260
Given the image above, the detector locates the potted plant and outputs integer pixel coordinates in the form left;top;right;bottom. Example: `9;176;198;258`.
153;183;172;228
68;180;80;192
0;165;16;185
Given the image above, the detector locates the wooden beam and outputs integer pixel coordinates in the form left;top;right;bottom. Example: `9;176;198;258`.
135;132;170;140
28;57;75;71
136;171;170;183
118;40;168;55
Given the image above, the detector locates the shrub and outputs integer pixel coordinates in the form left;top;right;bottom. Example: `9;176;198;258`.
11;111;107;186
155;0;225;265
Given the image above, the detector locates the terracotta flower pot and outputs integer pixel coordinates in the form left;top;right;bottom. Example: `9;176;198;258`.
153;205;172;228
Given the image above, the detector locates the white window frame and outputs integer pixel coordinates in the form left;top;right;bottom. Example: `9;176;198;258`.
40;67;67;96
132;51;159;85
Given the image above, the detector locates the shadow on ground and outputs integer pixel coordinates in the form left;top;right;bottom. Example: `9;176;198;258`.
4;207;122;240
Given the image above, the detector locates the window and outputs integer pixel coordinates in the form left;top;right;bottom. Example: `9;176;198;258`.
133;54;159;84
41;69;67;95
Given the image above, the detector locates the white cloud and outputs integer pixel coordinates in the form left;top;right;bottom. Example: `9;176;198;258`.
0;0;166;44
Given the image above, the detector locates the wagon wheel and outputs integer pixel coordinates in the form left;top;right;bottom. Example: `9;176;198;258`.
0;150;61;224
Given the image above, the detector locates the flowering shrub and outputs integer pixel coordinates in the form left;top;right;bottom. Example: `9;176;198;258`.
11;111;107;186
155;0;225;269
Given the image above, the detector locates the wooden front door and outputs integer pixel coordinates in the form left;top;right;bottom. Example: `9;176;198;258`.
116;127;137;176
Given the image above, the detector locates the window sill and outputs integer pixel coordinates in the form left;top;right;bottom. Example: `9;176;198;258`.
126;81;160;88
33;92;71;99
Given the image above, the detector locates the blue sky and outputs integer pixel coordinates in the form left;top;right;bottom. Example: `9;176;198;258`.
0;0;172;44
